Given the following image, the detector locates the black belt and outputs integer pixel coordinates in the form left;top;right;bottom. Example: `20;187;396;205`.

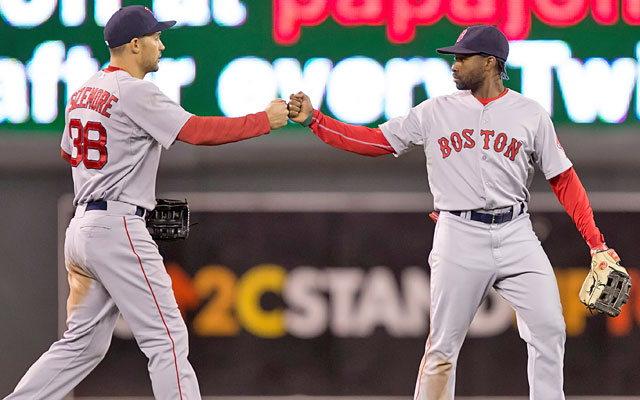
86;200;145;217
450;203;524;225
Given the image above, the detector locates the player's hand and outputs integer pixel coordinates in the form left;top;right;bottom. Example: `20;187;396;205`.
265;99;289;130
288;91;314;125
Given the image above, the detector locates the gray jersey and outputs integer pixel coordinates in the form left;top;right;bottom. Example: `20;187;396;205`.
61;68;193;210
380;89;572;211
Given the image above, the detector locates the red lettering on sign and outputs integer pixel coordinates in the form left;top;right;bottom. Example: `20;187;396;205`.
388;0;445;43
273;0;635;45
499;0;531;40
438;137;452;159
461;129;475;148
273;0;331;45
532;0;589;25
592;0;618;24
448;0;500;26
480;129;494;150
623;0;640;24
334;0;384;25
503;138;522;161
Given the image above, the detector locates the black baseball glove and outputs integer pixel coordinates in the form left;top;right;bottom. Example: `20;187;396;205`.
146;199;190;240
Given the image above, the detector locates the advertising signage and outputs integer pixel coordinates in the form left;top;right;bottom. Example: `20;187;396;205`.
1;0;639;133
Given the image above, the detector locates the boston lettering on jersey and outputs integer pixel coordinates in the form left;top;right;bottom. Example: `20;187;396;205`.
437;129;522;161
68;86;119;118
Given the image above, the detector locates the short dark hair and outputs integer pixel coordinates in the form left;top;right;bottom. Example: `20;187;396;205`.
480;53;509;80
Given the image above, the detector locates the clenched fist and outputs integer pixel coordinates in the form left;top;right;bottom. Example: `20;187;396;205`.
265;99;289;129
288;91;314;125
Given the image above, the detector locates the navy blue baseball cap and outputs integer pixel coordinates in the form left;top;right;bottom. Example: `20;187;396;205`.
437;25;509;79
104;6;176;48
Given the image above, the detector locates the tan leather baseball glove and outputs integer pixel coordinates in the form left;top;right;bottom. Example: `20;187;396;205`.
579;248;631;317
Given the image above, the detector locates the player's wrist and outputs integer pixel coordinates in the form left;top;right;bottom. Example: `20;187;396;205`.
300;111;314;127
590;243;608;256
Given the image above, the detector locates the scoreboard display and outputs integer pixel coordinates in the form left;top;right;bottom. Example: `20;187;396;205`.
0;0;639;133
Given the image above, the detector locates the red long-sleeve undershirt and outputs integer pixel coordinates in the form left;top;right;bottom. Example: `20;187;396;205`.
549;167;605;250
304;109;604;250
307;109;395;157
176;112;270;145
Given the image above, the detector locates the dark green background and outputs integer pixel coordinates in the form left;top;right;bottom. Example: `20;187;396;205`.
1;0;638;133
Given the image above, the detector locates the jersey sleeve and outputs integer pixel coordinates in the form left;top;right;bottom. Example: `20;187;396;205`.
533;108;573;179
378;100;429;157
60;105;73;160
120;78;193;149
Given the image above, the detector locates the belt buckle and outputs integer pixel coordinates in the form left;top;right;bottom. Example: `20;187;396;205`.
491;213;496;224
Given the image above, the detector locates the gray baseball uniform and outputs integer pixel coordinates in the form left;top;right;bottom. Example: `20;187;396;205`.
380;89;571;400
5;66;200;400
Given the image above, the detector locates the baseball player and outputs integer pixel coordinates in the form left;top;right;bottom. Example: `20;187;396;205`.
288;25;618;400
4;6;288;400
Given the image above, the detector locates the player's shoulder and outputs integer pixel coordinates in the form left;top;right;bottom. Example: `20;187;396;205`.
112;71;156;91
112;72;165;105
504;89;543;107
429;90;471;105
407;91;468;116
503;89;550;117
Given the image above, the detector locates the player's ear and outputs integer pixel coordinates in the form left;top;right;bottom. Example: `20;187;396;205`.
129;38;141;54
484;56;496;72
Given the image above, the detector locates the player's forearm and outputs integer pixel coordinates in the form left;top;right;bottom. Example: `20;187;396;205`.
549;167;605;250
309;110;395;157
176;113;271;146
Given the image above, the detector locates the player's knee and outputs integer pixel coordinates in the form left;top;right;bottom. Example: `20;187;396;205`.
90;336;113;360
424;350;456;374
531;313;566;341
142;323;189;355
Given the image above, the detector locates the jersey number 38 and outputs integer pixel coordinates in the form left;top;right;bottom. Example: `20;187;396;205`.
68;119;107;169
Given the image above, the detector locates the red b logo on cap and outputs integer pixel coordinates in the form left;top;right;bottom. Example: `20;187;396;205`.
456;29;468;43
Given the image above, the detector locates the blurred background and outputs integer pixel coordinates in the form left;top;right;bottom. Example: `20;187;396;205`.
2;0;640;398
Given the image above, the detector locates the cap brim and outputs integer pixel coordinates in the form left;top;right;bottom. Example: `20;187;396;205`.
436;45;479;55
148;20;176;34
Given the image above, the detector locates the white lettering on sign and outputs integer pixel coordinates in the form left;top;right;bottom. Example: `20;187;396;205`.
212;0;246;26
0;58;29;123
283;265;512;338
154;0;211;27
0;0;56;27
27;41;66;124
3;40;640;126
217;57;278;117
273;57;333;111
557;57;637;123
507;40;572;115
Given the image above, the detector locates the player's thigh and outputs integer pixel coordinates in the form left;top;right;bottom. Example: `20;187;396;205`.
64;217;120;334
494;249;565;336
85;215;184;340
429;213;497;334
